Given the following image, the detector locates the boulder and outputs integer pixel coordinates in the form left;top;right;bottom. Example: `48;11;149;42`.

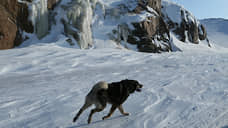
0;6;17;49
0;0;33;49
129;16;170;53
48;0;59;10
198;24;207;40
0;0;60;49
162;1;208;44
110;0;171;53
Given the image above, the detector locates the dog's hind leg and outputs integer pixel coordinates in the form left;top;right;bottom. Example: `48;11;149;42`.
118;105;129;116
88;105;105;124
73;101;92;123
102;105;117;120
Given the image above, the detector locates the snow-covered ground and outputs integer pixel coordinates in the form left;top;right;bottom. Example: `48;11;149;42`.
1;0;228;128
0;37;228;128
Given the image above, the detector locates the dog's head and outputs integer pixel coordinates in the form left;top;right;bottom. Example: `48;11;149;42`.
121;79;143;93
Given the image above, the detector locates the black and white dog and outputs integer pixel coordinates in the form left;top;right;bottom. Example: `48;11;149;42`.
73;79;143;124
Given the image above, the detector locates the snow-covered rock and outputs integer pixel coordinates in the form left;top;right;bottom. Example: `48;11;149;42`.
162;0;209;45
0;0;211;52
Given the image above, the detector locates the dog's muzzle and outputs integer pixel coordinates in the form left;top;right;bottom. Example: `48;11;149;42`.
136;84;143;92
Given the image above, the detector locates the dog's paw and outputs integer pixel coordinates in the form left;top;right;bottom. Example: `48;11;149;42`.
73;117;77;122
124;113;130;116
88;119;91;124
102;116;108;120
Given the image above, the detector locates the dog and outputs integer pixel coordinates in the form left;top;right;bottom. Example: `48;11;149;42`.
72;79;143;124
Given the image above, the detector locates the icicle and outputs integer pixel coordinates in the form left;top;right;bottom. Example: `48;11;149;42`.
117;24;130;43
66;0;97;49
30;0;49;39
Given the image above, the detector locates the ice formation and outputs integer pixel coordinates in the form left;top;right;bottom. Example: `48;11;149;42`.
66;0;97;49
30;0;49;39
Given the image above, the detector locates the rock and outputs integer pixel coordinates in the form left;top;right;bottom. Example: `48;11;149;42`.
162;1;208;44
0;0;60;49
130;16;171;53
48;0;59;10
110;0;171;53
0;6;17;49
198;24;207;40
0;0;209;51
0;0;33;49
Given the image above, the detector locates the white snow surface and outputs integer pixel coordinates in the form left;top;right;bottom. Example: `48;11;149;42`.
1;37;228;128
1;0;228;128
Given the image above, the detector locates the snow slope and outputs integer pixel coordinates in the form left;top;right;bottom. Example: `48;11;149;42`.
0;40;228;128
201;18;228;48
1;0;228;128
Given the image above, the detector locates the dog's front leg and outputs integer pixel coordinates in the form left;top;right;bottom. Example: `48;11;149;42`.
102;105;117;120
118;105;129;116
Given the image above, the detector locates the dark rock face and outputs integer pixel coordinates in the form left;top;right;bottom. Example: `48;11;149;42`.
171;10;200;44
0;0;59;50
0;6;17;49
162;2;208;44
136;0;161;14
0;0;33;49
111;0;171;53
48;0;59;10
198;24;207;40
129;16;171;53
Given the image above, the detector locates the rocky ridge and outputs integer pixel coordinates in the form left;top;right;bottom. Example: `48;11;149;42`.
0;0;210;52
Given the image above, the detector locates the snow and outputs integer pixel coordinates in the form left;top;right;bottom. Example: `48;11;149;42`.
1;0;228;128
21;0;156;50
162;0;197;26
1;39;228;128
201;18;228;48
162;0;183;24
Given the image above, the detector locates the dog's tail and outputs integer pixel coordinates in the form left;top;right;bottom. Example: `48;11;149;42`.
91;81;108;93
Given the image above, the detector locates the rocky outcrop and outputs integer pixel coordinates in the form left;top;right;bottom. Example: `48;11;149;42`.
0;0;33;49
48;0;59;10
0;6;17;49
128;16;171;53
198;24;207;40
161;1;208;44
0;0;59;50
108;0;172;53
0;0;210;52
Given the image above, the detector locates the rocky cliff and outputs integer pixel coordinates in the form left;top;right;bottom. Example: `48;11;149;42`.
0;0;32;49
0;0;210;52
0;0;59;50
162;0;209;45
